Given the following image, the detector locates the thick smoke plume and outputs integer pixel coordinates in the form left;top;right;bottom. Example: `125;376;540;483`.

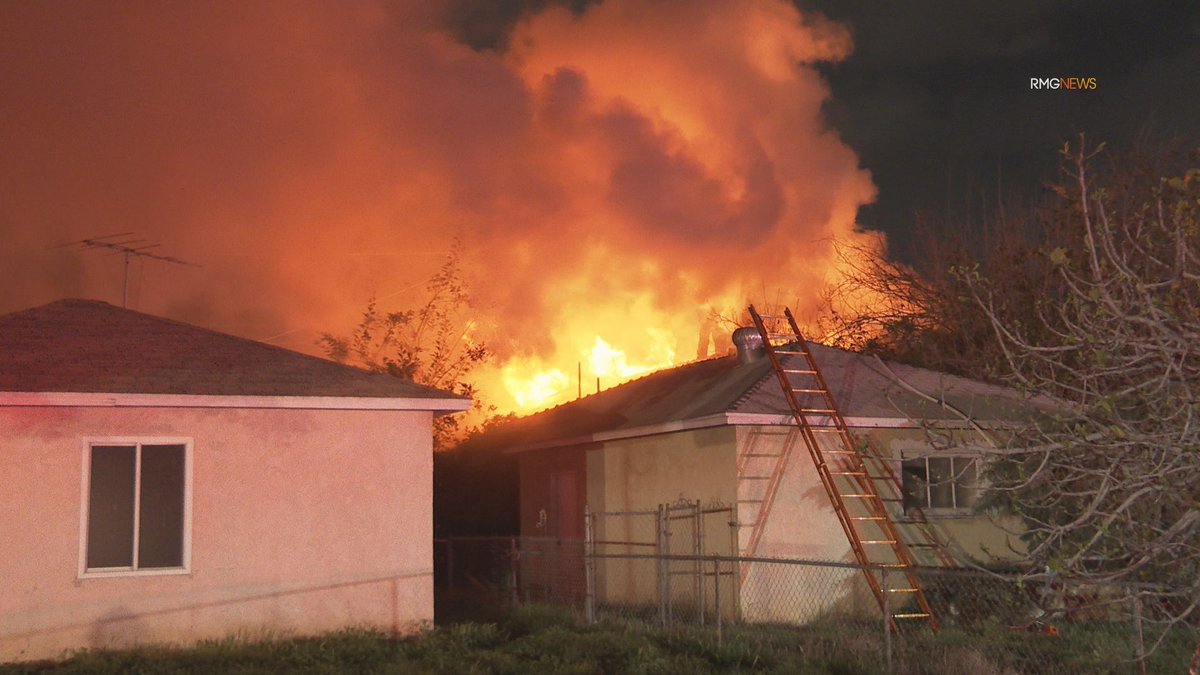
0;0;877;412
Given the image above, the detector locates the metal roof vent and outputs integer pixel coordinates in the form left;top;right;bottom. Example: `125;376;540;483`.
732;326;765;365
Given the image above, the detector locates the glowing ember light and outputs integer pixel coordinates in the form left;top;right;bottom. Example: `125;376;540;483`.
587;337;633;378
501;358;570;410
586;331;676;380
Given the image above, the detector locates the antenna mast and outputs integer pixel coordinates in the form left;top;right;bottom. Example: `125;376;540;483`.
76;233;199;308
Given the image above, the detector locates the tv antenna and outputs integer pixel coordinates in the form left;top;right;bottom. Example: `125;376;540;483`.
74;233;200;308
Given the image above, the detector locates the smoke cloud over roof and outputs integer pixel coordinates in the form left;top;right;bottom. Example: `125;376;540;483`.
1;0;878;411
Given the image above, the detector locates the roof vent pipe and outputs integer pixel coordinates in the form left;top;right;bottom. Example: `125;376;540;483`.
732;326;766;365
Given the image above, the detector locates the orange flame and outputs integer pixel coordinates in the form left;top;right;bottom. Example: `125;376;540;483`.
463;0;877;414
1;0;885;422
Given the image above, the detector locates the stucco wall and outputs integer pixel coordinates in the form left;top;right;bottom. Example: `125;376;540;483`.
873;428;1027;563
741;425;1025;623
587;426;738;610
0;405;434;663
737;426;866;622
591;426;737;516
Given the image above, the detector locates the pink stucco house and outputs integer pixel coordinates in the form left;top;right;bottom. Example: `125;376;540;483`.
0;299;469;663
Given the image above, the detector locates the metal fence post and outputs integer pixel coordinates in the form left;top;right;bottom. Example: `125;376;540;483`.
509;537;519;608
695;500;704;627
882;567;893;675
584;506;595;624
664;504;673;628
730;505;742;622
657;503;667;629
1129;587;1146;675
713;557;723;647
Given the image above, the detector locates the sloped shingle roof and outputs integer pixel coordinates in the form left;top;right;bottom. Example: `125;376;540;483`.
483;341;1054;452
0;299;465;400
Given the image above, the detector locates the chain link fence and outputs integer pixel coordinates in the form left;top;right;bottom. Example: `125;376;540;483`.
435;536;1198;674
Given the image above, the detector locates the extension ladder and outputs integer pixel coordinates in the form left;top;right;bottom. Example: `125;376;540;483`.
745;304;941;633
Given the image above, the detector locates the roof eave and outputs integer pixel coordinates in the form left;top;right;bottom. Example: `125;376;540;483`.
500;410;1022;454
0;391;472;412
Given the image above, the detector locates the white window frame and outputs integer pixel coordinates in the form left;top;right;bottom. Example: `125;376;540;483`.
78;437;193;579
900;454;980;516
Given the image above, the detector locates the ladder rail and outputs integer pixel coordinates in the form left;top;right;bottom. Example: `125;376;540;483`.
737;427;798;567
746;305;942;633
778;307;940;632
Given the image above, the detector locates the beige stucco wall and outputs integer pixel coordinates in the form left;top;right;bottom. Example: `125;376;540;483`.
589;425;737;515
740;425;1026;623
0;405;434;663
736;426;865;622
586;426;738;611
873;428;1027;563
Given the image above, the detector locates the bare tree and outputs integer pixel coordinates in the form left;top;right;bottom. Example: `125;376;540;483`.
822;139;1199;664
320;240;491;449
818;210;1063;382
963;141;1199;649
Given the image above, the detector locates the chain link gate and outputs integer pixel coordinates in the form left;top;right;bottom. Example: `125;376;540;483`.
585;498;738;630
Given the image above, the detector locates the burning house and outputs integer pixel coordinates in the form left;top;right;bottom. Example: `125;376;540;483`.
481;317;1050;623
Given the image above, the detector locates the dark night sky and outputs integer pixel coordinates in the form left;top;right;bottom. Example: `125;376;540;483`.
808;0;1200;257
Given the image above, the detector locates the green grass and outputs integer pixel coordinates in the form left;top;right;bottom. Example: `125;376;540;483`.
1;607;872;675
4;606;1195;674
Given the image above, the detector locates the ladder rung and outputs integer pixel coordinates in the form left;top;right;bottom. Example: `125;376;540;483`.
878;564;909;568
893;613;932;619
887;588;920;593
850;516;886;521
782;369;817;374
801;408;837;414
772;350;806;356
830;471;866;476
861;540;898;545
841;494;879;498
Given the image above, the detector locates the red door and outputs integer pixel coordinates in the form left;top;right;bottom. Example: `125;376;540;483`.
550;470;582;539
544;470;584;601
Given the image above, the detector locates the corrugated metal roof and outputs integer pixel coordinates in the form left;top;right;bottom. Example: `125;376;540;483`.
481;341;1054;452
0;299;466;400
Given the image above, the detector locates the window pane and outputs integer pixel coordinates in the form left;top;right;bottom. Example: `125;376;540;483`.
928;457;954;508
901;459;928;509
954;458;980;509
138;444;186;568
87;445;136;568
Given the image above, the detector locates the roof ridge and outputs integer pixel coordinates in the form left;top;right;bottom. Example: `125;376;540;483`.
725;355;779;412
50;299;461;396
2;297;465;398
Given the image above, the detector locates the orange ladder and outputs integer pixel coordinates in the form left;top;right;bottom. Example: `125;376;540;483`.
747;304;941;633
